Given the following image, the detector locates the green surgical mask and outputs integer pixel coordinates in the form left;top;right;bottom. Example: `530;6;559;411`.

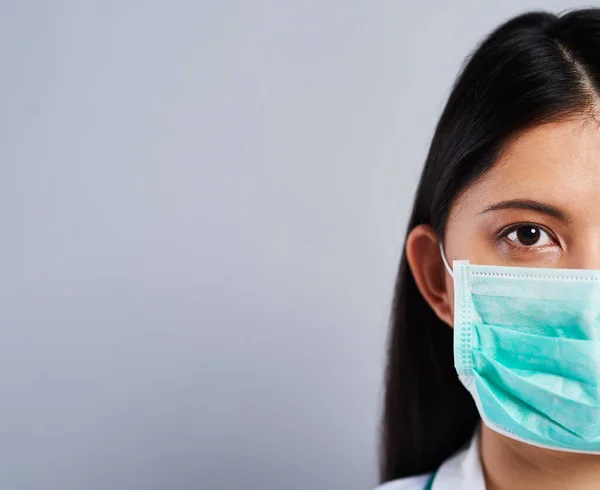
441;245;600;452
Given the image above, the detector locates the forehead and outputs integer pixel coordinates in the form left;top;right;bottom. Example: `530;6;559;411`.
452;117;600;219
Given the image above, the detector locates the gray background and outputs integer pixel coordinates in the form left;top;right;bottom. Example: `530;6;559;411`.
0;1;589;489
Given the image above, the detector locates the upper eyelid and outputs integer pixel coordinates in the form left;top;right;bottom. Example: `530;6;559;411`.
500;222;550;234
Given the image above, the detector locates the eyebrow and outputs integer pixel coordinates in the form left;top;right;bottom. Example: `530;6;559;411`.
479;199;569;222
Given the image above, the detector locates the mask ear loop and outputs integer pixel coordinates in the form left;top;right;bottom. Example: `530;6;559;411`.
439;242;454;278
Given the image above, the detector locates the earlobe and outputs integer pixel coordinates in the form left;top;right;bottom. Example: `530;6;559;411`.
406;224;454;327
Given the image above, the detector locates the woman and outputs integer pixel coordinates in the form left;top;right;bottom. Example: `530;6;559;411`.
378;8;600;490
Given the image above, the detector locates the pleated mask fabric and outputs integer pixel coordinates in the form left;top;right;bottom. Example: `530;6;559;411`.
442;250;600;452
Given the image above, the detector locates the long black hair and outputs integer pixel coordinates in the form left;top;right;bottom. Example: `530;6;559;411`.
381;8;600;483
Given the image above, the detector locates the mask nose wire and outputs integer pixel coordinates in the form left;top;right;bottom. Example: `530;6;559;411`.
439;242;454;278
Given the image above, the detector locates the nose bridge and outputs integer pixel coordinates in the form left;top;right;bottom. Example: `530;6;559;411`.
572;230;600;270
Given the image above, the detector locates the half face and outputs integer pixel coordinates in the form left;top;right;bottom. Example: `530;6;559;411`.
407;116;600;328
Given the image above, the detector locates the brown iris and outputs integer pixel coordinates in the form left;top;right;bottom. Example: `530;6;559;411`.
516;226;541;246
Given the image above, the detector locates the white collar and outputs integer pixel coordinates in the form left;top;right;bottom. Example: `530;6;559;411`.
432;426;485;490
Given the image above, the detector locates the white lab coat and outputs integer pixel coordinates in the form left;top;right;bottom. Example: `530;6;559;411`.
374;427;485;490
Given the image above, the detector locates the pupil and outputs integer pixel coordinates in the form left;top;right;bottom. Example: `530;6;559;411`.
517;226;539;245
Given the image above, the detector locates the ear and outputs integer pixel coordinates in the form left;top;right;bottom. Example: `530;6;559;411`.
405;224;454;327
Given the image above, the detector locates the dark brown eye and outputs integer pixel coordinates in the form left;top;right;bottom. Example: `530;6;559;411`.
517;226;540;245
506;225;552;247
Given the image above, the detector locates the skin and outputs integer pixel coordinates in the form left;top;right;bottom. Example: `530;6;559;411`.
406;115;600;490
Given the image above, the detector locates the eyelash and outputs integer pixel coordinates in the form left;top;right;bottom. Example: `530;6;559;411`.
497;222;559;249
